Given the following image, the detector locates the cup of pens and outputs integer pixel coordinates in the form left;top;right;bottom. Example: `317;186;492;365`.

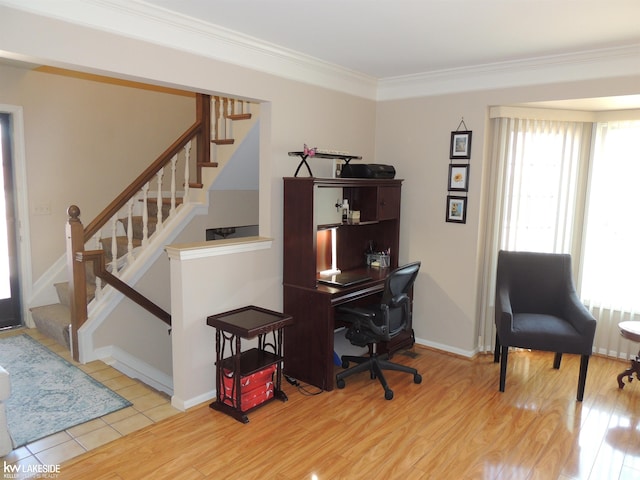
365;252;390;268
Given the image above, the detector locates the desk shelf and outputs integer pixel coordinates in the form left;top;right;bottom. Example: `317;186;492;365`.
288;151;361;177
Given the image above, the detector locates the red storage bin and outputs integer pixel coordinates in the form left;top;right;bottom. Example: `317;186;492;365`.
221;364;277;411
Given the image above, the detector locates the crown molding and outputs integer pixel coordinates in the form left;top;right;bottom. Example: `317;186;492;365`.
0;0;378;99
377;44;640;101
2;1;639;101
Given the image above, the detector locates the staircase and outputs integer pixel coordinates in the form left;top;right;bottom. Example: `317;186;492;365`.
29;94;257;357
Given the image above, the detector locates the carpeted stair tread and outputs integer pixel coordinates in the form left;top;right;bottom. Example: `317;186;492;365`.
143;197;182;220
120;216;158;240
30;303;71;349
54;281;96;307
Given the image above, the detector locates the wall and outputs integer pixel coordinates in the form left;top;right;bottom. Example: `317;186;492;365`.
376;76;640;356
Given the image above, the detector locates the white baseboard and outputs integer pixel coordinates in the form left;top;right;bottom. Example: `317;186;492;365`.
94;344;174;396
414;336;477;358
171;390;216;412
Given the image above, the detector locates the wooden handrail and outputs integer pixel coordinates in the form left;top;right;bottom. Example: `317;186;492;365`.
78;249;171;326
83;119;203;242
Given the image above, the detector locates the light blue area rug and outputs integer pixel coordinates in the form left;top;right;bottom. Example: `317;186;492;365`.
0;334;132;448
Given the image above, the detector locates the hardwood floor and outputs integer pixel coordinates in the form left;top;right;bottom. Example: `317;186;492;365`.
60;346;640;480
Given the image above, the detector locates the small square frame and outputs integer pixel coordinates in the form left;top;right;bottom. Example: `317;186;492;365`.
450;131;472;159
448;164;470;192
446;195;467;223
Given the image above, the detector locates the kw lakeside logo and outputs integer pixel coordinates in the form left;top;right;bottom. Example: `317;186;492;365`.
3;461;60;479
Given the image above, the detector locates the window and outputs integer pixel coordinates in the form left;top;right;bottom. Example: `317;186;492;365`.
581;121;640;312
480;109;640;358
498;118;586;254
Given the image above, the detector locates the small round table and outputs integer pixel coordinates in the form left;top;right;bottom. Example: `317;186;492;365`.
617;321;640;389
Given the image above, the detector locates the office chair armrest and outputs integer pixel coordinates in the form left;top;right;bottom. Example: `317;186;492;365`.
338;305;390;339
389;293;410;309
336;306;376;319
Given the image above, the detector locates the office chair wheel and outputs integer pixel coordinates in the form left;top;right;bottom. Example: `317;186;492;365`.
414;373;422;384
341;359;349;369
385;388;394;400
336;378;346;389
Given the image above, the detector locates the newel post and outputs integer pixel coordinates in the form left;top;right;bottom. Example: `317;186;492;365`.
196;93;211;184
66;205;87;362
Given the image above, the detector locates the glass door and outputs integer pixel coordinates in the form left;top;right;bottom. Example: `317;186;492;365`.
0;113;21;329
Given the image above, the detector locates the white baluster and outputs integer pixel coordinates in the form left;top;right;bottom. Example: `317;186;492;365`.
170;153;177;216
141;182;150;246
110;216;119;276
92;234;102;296
156;168;164;232
183;140;191;199
227;98;234;139
126;198;134;266
222;97;229;140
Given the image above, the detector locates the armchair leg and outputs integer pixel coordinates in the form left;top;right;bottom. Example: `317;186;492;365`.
494;333;501;363
577;354;589;402
499;345;508;392
553;352;562;369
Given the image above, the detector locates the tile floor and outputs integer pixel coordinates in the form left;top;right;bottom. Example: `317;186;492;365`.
0;327;181;470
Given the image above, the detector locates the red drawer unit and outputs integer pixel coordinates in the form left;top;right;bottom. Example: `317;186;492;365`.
221;364;276;411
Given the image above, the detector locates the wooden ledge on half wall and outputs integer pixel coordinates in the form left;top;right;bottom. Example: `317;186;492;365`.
165;236;273;261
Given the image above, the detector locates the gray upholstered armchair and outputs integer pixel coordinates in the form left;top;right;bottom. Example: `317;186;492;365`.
493;250;597;401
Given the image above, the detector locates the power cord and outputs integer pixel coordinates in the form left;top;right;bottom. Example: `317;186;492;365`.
284;374;299;387
284;374;323;396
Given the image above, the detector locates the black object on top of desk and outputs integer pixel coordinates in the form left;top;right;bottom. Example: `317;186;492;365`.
317;272;371;288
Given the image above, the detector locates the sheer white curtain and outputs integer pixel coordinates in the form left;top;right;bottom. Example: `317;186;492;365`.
477;113;592;352
581;120;640;358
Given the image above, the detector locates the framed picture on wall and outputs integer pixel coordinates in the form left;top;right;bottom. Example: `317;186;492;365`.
448;164;470;192
450;130;472;159
446;195;467;223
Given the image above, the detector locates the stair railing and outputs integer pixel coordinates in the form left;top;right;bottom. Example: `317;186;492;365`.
66;94;251;360
65;93;253;361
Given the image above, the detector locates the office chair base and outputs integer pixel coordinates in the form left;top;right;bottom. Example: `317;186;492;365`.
336;353;422;400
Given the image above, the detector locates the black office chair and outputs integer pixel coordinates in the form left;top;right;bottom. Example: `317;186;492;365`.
494;250;597;401
335;261;422;400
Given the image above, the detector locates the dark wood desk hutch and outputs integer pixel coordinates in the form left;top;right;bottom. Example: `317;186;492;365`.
283;176;413;390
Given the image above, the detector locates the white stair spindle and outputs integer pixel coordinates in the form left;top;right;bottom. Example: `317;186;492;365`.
141;182;150;246
156;168;164;232
228;98;234;139
92;234;102;295
184;140;191;199
170;153;177;216
223;97;229;140
110;216;119;276
126;198;134;266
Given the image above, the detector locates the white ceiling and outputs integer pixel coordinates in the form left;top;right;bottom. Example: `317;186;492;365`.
1;0;639;107
142;0;640;79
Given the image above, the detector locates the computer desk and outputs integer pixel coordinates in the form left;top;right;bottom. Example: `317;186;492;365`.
283;266;414;391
